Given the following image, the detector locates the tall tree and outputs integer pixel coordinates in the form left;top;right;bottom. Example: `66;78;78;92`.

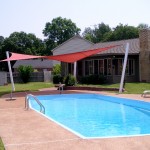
0;36;4;53
0;32;46;71
83;23;140;42
93;23;111;43
0;36;4;44
43;17;81;50
104;24;139;41
82;27;95;42
137;23;149;29
82;22;111;43
2;32;46;55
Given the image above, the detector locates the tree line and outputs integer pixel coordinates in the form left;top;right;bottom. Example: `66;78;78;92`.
0;16;149;71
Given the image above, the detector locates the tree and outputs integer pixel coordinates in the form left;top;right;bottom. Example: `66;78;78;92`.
2;32;46;55
103;24;139;42
82;27;95;42
43;17;81;50
82;22;111;43
0;36;4;56
137;23;149;29
83;23;139;42
52;64;61;75
93;23;111;43
0;32;46;71
0;36;4;44
18;65;33;83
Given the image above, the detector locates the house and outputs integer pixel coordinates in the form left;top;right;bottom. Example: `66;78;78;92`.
13;58;53;72
52;29;150;83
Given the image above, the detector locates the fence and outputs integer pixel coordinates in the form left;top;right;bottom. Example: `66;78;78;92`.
0;72;7;85
7;71;52;83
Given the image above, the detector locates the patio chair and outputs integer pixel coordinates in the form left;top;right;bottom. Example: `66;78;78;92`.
141;90;150;97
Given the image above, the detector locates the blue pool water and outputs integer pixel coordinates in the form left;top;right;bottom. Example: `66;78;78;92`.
29;94;150;138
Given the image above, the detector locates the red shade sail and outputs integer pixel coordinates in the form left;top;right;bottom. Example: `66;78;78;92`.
46;45;119;63
0;52;45;62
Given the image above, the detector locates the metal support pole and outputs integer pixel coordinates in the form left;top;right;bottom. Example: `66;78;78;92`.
74;61;77;78
6;51;16;100
119;43;129;93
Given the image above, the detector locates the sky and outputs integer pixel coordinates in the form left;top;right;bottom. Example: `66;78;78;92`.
0;0;150;39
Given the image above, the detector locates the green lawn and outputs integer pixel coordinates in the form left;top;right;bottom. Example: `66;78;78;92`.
123;82;150;94
0;82;54;97
0;137;4;150
0;82;150;97
78;82;150;94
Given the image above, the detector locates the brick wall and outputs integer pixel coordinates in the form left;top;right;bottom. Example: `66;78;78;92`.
139;28;150;82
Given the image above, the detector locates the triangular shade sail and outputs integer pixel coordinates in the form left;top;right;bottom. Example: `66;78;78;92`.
0;45;120;63
46;45;119;63
0;52;45;62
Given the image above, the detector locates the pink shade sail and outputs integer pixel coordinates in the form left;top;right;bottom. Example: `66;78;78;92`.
0;52;45;62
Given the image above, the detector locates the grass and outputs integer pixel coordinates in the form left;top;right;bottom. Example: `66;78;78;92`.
0;82;150;97
77;82;150;94
123;82;150;94
0;82;54;97
0;137;4;150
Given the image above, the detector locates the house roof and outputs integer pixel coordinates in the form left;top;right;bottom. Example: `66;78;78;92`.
91;38;139;55
53;35;94;55
13;59;53;69
52;35;140;56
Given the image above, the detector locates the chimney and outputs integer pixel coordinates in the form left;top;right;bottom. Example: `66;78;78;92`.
139;28;150;51
139;28;150;82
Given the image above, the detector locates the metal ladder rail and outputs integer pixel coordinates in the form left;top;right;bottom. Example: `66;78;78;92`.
25;94;45;114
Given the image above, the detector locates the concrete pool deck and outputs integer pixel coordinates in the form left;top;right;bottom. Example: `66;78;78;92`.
0;88;150;150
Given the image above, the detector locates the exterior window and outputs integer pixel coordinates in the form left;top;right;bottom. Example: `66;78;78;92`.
113;59;135;76
107;59;112;75
84;58;135;76
94;60;99;74
68;63;74;74
77;61;83;76
118;59;123;75
85;60;93;75
113;59;123;75
126;59;135;75
99;59;104;74
104;59;108;75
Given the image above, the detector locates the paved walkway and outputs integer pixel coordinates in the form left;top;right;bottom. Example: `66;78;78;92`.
0;89;150;150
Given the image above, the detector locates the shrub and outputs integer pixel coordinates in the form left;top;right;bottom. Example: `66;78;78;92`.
80;74;106;84
18;65;33;83
53;74;63;84
64;74;76;86
52;64;61;75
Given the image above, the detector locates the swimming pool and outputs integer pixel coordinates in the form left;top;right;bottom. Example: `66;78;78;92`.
29;93;150;138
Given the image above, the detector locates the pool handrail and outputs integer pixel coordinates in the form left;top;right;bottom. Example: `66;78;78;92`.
25;94;45;114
